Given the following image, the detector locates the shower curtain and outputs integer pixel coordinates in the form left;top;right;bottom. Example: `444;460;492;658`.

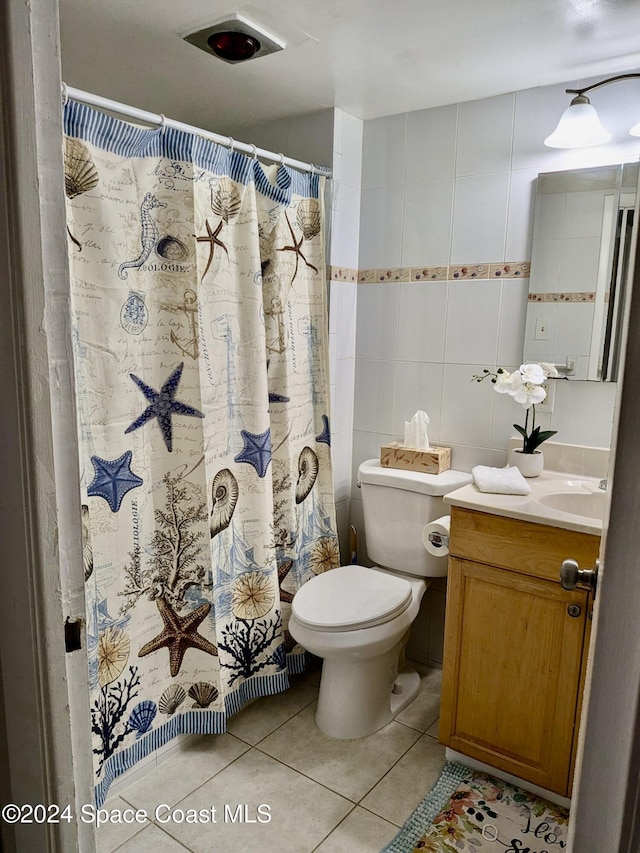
63;100;339;806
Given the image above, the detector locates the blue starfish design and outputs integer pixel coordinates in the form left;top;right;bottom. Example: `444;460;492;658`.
87;451;143;512
234;428;272;477
316;414;331;446
125;362;204;452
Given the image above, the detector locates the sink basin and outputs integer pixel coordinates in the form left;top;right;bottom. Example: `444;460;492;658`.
538;490;606;520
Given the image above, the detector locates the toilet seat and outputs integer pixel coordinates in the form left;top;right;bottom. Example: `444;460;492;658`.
291;564;412;632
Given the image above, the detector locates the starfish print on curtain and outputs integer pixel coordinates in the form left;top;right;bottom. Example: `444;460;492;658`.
234;428;272;477
138;598;218;678
125;362;204;451
63;98;335;807
87;451;143;512
278;199;320;284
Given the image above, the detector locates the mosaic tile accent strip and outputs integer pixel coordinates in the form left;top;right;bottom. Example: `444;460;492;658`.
410;267;448;281
352;261;528;284
449;264;490;280
489;262;530;278
353;262;530;283
328;266;358;282
528;292;596;302
375;267;411;282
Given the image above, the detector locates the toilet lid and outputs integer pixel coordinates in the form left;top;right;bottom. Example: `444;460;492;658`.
292;564;412;632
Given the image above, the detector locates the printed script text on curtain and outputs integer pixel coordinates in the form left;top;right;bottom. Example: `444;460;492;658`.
63;101;339;805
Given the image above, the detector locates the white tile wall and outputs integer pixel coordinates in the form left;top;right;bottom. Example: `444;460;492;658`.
450;173;511;263
241;71;640;660
397;281;448;363
456;93;515;177
405;105;457;182
355;283;400;360
350;73;640;657
443;281;502;364
401;179;454;266
359;187;405;267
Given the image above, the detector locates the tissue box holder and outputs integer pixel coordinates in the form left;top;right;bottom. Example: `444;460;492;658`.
380;442;451;475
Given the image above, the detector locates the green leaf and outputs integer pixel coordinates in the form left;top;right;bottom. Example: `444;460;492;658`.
513;424;527;438
526;429;558;453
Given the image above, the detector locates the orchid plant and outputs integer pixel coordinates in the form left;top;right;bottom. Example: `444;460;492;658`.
473;362;559;454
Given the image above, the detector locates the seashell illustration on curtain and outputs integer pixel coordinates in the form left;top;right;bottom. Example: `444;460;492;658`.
295;446;319;504
63;137;99;251
210;468;239;538
63;96;338;807
158;684;186;716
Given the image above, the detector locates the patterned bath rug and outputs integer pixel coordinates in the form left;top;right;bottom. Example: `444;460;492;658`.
381;761;569;852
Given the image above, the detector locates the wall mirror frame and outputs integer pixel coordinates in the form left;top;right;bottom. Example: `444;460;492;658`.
524;160;639;381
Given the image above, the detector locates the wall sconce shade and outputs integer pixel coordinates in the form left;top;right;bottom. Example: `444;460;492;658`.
545;74;640;149
544;95;611;148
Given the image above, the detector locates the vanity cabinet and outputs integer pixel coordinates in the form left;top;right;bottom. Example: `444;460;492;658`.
439;506;600;797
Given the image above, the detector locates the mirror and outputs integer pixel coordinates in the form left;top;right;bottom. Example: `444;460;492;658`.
524;161;638;381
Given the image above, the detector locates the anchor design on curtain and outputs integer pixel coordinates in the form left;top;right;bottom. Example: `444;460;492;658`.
63;98;339;806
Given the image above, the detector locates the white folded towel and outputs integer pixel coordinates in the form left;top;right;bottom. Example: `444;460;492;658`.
472;465;531;496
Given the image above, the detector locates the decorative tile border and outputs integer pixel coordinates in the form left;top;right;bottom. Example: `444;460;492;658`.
489;262;530;278
348;262;530;283
374;268;411;282
411;267;448;281
328;266;358;282
528;292;595;302
449;264;490;280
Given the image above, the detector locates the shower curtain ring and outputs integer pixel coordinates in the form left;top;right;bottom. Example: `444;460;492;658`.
228;136;235;152
250;144;258;160
310;164;316;176
278;152;285;166
158;114;166;132
61;83;69;106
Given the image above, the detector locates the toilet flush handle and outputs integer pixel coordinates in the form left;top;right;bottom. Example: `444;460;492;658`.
427;531;449;549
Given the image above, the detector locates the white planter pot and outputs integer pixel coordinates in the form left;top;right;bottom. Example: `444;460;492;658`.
509;448;544;478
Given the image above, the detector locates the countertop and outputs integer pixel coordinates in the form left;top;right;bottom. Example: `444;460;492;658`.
443;469;605;536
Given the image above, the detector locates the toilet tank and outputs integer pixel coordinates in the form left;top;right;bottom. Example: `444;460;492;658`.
358;459;472;578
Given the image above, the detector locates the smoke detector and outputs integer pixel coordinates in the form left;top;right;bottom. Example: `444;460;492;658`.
184;14;286;64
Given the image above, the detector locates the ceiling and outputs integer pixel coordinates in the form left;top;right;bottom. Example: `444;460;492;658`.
59;0;640;135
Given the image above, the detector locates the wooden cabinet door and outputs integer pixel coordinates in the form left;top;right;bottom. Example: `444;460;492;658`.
440;557;590;795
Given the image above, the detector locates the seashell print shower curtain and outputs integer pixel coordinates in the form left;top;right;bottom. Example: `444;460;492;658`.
62;100;339;806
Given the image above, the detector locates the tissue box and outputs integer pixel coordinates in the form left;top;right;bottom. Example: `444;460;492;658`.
380;442;451;475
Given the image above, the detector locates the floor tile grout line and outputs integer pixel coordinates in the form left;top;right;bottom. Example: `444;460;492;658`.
251;742;362;805
241;690;320;748
354;726;424;803
117;743;251;814
109;819;194;853
113;680;319;811
108;667;440;849
357;800;404;828
308;803;360;853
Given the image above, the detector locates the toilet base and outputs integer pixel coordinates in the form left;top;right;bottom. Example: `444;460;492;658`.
315;643;422;739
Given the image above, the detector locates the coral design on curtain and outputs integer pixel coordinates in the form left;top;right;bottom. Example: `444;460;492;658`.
63;100;339;806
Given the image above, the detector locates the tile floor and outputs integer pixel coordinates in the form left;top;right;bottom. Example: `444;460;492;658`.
97;662;446;853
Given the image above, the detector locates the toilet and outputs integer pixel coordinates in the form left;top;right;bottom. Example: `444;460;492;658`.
289;459;472;739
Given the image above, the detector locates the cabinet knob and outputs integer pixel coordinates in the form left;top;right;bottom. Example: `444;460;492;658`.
567;604;582;617
560;558;599;598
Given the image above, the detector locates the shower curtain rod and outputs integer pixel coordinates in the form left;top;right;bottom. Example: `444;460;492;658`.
62;84;333;178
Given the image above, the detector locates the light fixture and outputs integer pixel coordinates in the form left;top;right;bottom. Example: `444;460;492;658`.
183;14;285;65
544;73;640;148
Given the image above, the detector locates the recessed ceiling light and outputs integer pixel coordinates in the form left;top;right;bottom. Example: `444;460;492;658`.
184;14;286;65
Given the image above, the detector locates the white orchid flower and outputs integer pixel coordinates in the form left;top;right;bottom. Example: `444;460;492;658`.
540;362;559;378
513;381;546;409
519;363;546;385
493;370;514;394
